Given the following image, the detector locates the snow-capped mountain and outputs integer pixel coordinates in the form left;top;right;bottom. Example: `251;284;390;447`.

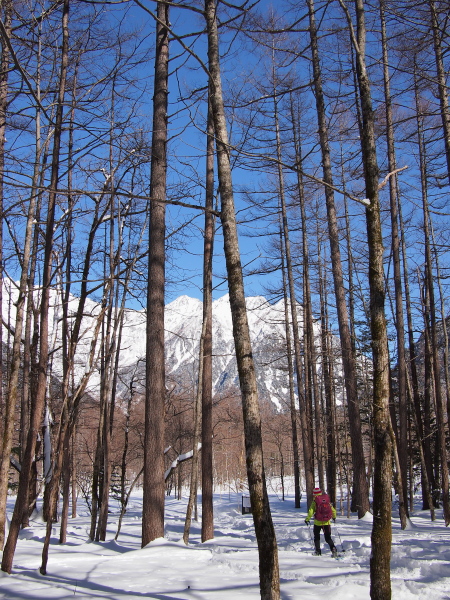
164;294;299;406
2;280;318;407
115;293;309;407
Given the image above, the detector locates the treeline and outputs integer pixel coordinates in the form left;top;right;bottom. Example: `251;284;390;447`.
0;1;449;599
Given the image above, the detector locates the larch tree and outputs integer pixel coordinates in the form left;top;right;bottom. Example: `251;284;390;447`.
340;0;393;596
201;92;215;543
0;0;14;550
306;0;370;517
1;0;70;574
379;0;409;529
271;71;314;506
142;0;169;548
205;0;280;597
427;0;450;186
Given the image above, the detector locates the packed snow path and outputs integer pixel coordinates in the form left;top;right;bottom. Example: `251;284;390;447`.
1;491;450;599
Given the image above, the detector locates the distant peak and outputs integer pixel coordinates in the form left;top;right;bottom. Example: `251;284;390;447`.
167;295;202;308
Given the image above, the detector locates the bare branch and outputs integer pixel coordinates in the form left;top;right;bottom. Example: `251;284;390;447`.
377;165;408;190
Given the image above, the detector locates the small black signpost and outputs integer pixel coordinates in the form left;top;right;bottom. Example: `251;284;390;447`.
241;495;252;515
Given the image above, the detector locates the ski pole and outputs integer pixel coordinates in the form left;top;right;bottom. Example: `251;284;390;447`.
305;520;315;552
333;521;345;554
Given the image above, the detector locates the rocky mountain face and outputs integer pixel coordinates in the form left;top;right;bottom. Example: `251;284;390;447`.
116;294;308;408
2;281;317;408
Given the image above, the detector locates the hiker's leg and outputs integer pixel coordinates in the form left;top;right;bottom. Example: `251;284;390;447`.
323;524;336;551
313;524;321;553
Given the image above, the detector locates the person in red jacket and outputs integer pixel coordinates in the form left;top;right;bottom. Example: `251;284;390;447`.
305;487;338;556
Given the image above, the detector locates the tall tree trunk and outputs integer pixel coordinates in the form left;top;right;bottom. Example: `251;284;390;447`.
276;90;314;504
201;93;215;543
59;64;78;544
23;176;45;528
300;161;324;493
280;227;301;509
418;130;450;527
380;0;408;528
428;0;450;185
71;429;77;518
421;275;437;498
289;94;324;492
342;0;393;595
1;0;70;573
59;430;71;544
89;417;103;540
307;0;369;517
398;85;431;511
142;0;169;547
288;95;325;492
405;368;435;519
205;2;279;597
430;221;450;429
0;0;14;549
415;73;450;523
318;233;336;504
183;329;204;544
96;210;118;542
21;110;49;521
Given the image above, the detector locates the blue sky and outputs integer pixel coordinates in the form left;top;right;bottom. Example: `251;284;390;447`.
5;0;449;341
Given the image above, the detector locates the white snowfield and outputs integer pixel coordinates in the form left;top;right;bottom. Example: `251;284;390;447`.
1;491;450;599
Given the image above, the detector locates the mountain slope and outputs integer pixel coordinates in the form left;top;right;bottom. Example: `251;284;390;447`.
2;282;313;407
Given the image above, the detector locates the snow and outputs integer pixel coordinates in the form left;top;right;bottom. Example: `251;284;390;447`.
1;281;328;408
1;492;450;599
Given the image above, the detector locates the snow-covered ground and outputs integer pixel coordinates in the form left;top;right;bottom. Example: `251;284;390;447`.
1;490;450;599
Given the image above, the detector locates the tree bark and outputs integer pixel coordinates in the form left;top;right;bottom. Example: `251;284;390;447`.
343;0;393;595
1;0;70;573
318;232;336;504
205;2;279;597
428;0;450;185
275;90;314;505
0;0;14;549
307;0;369;517
142;0;169;547
183;330;203;544
380;0;408;528
201;93;215;543
414;71;450;523
280;231;301;509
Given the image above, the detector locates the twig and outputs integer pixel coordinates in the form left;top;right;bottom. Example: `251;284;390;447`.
378;165;408;190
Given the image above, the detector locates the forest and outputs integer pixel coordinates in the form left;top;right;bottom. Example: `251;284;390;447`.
0;0;449;599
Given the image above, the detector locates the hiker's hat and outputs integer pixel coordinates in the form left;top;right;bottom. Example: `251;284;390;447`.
313;487;322;496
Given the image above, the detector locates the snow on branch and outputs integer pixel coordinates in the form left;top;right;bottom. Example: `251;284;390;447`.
164;443;202;482
378;166;408;191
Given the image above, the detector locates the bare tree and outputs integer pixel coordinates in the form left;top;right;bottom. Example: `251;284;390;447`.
379;0;408;529
0;0;14;549
201;93;215;543
205;1;279;597
428;0;450;185
340;0;393;595
307;0;369;517
416;91;450;526
1;0;70;574
142;0;169;548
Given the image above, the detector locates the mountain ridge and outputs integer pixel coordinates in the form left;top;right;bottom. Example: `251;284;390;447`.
2;283;312;407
